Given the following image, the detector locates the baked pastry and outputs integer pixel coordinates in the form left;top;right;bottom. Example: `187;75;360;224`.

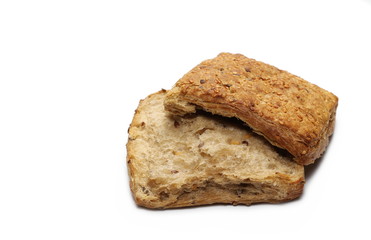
164;53;338;165
127;90;304;209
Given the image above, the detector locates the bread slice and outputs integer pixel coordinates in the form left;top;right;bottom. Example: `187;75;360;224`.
164;53;338;165
127;90;304;209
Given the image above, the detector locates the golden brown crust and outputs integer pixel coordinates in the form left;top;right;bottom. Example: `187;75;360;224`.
148;179;304;209
165;53;338;165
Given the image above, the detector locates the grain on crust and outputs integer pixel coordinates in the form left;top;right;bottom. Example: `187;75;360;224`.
127;90;304;209
164;53;338;165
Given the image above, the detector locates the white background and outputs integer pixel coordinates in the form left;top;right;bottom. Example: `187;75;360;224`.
1;0;370;239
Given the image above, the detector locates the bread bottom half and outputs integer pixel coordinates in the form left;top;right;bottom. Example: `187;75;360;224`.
127;90;305;209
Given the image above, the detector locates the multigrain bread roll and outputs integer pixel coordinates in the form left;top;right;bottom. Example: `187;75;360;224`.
127;90;304;209
164;53;338;165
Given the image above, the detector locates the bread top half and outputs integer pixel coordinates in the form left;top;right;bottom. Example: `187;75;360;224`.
164;53;338;165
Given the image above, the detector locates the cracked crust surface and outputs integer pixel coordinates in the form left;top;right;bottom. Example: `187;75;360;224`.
164;53;338;165
127;90;304;209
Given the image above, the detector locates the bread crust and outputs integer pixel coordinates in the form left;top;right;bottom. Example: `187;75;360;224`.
165;53;338;165
127;90;304;209
134;178;304;209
